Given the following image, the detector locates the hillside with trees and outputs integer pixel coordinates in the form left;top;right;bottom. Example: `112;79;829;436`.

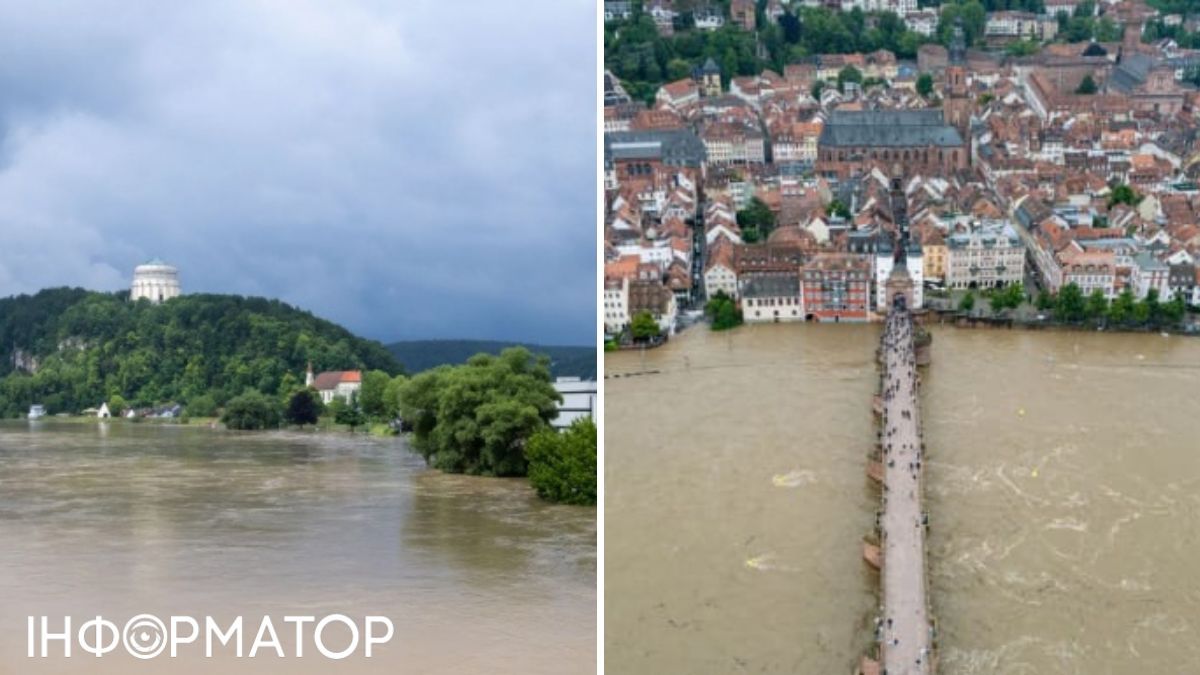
386;340;595;379
0;288;402;417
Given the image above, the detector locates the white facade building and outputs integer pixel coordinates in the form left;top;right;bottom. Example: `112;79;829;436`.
604;276;630;335
130;259;182;304
551;377;596;430
945;221;1025;289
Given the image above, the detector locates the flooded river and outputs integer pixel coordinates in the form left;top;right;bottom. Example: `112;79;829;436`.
605;323;1200;674
0;423;595;674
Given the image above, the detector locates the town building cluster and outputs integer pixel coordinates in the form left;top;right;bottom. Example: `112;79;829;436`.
604;0;1200;339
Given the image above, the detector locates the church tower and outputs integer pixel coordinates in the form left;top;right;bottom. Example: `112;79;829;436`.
940;17;971;172
943;18;970;137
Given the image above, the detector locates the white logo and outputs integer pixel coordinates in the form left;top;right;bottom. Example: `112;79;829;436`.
27;614;394;659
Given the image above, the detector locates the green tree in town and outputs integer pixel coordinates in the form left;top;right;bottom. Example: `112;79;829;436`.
989;290;1006;315
221;390;282;430
1163;293;1187;326
398;348;561;476
1035;289;1055;312
1005;39;1040;57
959;290;976;313
916;72;934;97
630;311;662;341
1108;288;1136;324
829;199;852;218
285;388;323;426
1142;288;1161;325
1108;183;1141;208
1075;74;1098;95
1085;288;1108;321
837;65;863;91
705;291;743;330
1056;282;1087;322
736;197;777;234
525;418;597;506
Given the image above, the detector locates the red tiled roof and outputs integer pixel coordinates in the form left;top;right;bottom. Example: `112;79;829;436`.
312;371;361;391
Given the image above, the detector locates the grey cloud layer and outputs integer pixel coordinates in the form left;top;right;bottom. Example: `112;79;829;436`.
0;0;597;344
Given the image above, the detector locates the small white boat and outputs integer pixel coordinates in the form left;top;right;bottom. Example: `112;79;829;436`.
28;404;46;420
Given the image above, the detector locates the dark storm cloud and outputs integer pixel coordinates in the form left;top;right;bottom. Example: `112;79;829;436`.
0;0;597;344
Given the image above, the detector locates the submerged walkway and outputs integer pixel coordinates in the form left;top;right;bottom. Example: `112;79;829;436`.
874;306;933;674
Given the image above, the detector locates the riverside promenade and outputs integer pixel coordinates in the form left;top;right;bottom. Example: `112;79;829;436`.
872;303;934;674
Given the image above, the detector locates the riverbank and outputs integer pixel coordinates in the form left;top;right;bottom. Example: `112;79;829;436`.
921;308;1200;336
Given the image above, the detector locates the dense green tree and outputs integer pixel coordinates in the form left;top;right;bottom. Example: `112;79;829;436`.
1035;289;1055;312
1108;184;1141;208
109;394;127;417
1085;289;1108;321
187;394;218;418
1143;288;1161;325
1108;288;1136;324
630;311;662;341
916;72;934;97
1005;39;1040;56
382;374;408;420
938;0;987;45
705;291;743;330
398;348;561;476
222;391;282;430
837;65;863;91
959;291;976;313
604;8;936;102
334;393;367;431
1075;74;1098;95
1056;282;1087;322
989;291;1006;315
990;282;1024;314
1163;293;1187;325
359;369;392;419
525;418;597;506
736;197;777;234
285;388;322;426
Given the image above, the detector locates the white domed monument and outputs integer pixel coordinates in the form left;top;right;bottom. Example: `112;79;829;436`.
130;259;182;304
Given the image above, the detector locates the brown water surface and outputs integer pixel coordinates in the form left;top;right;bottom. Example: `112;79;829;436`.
0;423;595;674
605;323;1200;674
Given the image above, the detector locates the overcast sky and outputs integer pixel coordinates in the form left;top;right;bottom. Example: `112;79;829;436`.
0;0;596;345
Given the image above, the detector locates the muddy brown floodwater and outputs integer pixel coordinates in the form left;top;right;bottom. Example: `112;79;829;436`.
605;323;1200;674
0;423;595;674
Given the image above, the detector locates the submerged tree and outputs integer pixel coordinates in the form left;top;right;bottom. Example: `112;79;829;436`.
399;348;560;476
526;418;597;506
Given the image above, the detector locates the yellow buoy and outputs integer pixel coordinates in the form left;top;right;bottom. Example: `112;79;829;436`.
1018;408;1026;416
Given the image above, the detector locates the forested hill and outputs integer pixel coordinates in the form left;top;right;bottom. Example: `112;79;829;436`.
0;288;401;417
387;340;595;379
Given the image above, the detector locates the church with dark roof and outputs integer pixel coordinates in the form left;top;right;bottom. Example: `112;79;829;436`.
816;19;971;181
